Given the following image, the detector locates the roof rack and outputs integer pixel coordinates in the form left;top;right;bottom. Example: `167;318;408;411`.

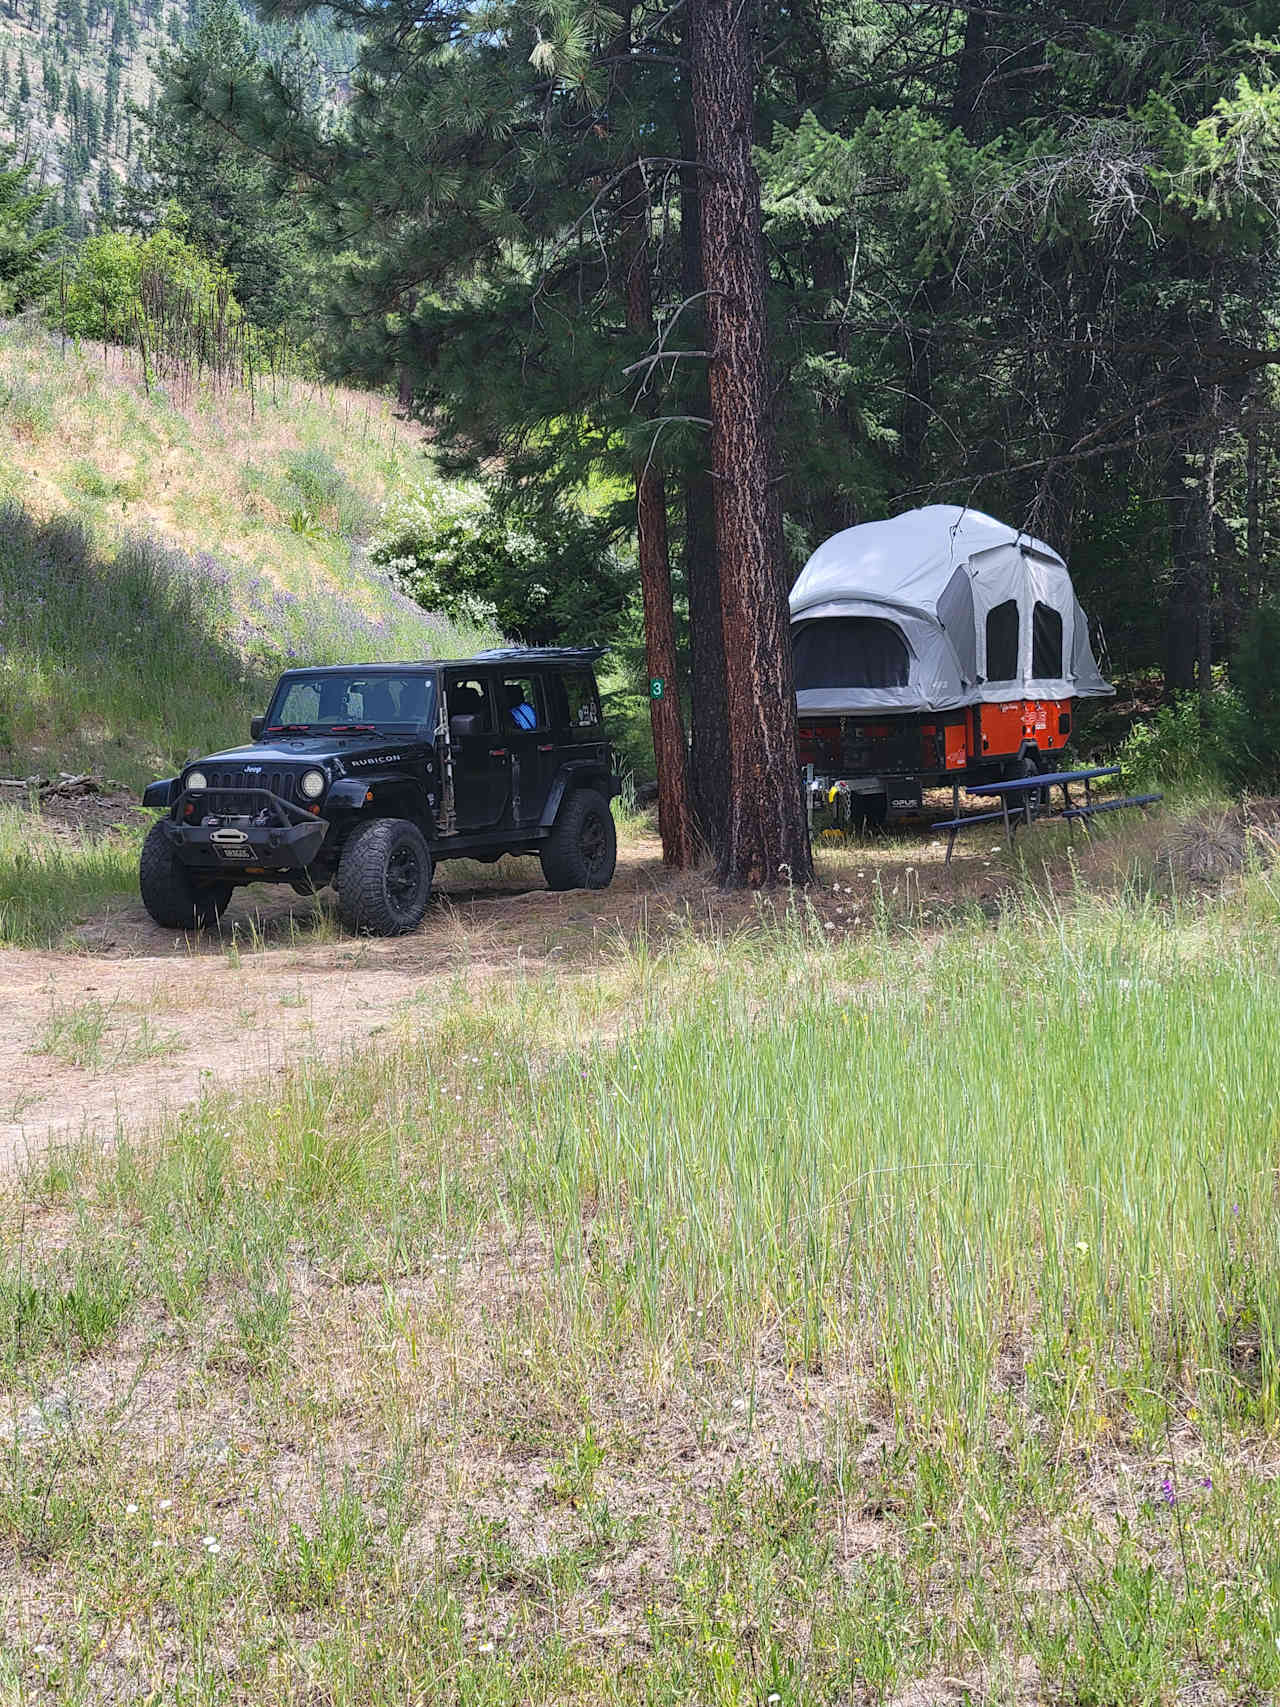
469;646;607;664
273;647;608;673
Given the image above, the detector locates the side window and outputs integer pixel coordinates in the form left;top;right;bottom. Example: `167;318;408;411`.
1032;601;1064;679
985;600;1020;683
446;676;494;733
560;671;601;731
499;675;546;731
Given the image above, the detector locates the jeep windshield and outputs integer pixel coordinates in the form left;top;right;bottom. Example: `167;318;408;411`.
263;671;437;734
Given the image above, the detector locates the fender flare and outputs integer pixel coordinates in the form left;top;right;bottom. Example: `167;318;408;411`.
540;763;619;828
330;774;437;838
142;777;179;811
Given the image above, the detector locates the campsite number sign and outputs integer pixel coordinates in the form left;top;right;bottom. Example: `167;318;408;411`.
649;677;665;700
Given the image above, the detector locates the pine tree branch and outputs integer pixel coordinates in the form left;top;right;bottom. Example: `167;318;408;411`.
622;349;712;375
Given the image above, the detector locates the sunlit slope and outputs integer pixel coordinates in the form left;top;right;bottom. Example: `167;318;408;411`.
0;319;494;788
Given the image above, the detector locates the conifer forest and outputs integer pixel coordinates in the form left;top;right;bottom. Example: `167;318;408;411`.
5;0;1280;871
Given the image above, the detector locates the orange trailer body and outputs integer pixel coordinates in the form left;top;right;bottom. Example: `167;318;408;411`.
796;697;1077;806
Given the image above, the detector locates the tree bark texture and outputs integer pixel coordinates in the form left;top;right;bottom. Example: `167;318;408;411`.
1165;394;1221;705
678;103;730;859
689;0;812;887
624;170;699;869
1162;286;1228;702
899;4;990;492
1030;286;1105;555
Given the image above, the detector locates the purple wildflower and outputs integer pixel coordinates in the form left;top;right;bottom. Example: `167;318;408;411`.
1161;1478;1177;1507
1201;1476;1212;1490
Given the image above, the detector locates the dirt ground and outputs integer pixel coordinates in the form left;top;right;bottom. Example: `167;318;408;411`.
1;782;149;838
0;804;1151;1170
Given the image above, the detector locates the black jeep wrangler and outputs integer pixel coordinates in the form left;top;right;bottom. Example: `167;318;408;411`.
139;648;619;935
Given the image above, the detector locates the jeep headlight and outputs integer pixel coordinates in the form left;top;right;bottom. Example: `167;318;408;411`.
300;769;326;801
187;770;208;792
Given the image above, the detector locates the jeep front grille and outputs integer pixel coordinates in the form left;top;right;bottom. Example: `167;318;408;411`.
201;768;303;817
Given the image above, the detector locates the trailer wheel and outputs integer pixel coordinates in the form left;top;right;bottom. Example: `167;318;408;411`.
1016;751;1050;811
849;792;887;831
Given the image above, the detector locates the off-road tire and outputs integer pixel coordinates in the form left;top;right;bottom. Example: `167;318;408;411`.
540;788;616;891
336;818;432;935
1015;750;1050;811
139;822;234;929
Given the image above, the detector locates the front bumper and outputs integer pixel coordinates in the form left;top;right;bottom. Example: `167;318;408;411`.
163;786;329;873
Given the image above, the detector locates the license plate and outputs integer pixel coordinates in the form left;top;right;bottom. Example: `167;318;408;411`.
216;845;255;861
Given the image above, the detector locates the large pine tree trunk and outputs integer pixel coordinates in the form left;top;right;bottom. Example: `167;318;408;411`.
678;103;729;859
688;0;812;887
624;173;699;868
901;3;989;483
1166;390;1221;705
1244;410;1264;620
1032;282;1103;555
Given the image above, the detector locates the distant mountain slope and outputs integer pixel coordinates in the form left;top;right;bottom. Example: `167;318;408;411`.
0;0;353;230
0;318;496;787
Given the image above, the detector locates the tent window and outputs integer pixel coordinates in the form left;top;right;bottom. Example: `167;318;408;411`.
1032;602;1064;679
985;600;1019;682
793;618;909;690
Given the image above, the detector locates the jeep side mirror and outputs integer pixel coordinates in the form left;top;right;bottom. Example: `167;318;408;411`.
250;715;265;740
449;713;479;740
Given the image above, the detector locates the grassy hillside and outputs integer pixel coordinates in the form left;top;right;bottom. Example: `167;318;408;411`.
0;315;496;788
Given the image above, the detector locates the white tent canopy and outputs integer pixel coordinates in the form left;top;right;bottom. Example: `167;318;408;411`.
789;504;1113;716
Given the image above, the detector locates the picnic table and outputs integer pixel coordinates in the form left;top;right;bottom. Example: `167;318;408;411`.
937;766;1162;864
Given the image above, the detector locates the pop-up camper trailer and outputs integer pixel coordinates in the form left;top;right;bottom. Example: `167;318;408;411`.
790;504;1113;819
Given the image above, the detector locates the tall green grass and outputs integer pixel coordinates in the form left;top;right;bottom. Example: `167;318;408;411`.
10;876;1280;1439
5;878;1280;1697
517;900;1280;1434
0;806;143;947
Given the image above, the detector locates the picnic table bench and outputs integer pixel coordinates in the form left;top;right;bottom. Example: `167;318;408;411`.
937;766;1162;864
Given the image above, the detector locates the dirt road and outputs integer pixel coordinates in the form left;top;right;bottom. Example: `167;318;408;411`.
0;814;1066;1169
0;845;676;1167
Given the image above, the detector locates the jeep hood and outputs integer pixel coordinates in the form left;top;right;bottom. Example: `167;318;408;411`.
192;736;415;767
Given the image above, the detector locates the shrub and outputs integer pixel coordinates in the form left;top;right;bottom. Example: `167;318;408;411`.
1118;687;1252;791
61;228;240;343
373;478;632;647
282;447;374;541
1120;606;1280;793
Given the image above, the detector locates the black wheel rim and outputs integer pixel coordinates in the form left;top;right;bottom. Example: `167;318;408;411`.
580;811;608;877
386;842;422;911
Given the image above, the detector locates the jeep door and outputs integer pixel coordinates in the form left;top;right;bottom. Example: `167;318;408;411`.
444;674;509;829
495;672;554;823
